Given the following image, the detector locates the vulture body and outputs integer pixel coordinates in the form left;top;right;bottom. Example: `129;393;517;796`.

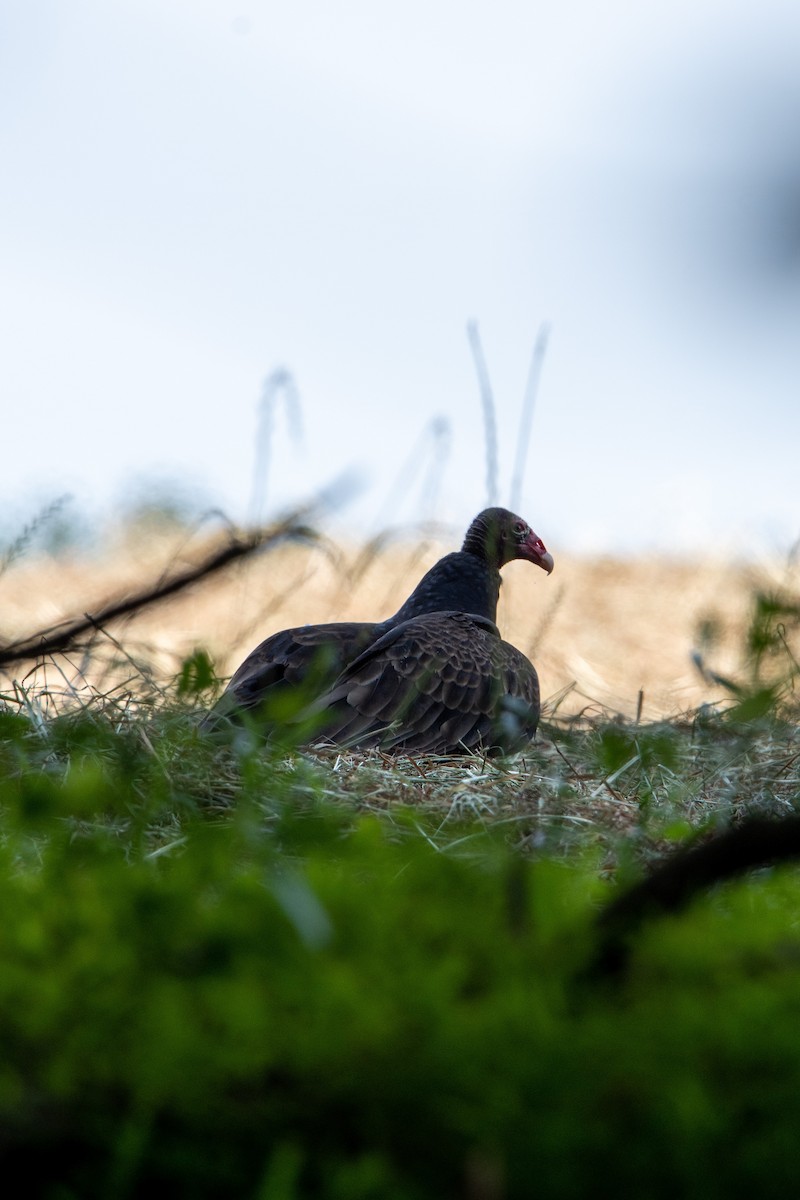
204;507;553;754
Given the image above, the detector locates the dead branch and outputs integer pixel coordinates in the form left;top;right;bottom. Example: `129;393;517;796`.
0;511;318;669
589;813;800;979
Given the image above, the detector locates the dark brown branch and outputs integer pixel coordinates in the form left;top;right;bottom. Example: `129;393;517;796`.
589;814;800;979
0;512;317;669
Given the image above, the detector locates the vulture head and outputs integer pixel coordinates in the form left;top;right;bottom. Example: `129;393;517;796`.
462;507;554;575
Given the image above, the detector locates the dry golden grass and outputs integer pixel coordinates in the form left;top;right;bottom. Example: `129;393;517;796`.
3;523;795;721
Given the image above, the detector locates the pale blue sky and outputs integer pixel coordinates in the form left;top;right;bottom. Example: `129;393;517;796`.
2;0;800;553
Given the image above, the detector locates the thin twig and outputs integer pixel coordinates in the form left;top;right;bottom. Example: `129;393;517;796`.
466;321;499;507
249;368;304;524
0;506;328;669
510;322;550;512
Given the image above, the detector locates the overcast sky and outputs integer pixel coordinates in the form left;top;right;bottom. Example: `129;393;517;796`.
2;0;800;554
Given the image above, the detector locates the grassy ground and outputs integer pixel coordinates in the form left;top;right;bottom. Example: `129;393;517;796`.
3;520;797;841
2;517;798;861
3;519;792;716
1;519;799;1196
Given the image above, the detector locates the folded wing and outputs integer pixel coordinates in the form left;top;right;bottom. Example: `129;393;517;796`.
203;622;380;726
308;611;540;754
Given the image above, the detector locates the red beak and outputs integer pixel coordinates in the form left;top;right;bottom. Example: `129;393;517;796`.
521;531;554;575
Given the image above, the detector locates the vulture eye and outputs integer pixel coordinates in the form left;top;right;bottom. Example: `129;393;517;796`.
513;521;527;539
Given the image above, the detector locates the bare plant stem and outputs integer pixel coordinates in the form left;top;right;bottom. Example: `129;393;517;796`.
466;321;499;507
510;323;550;512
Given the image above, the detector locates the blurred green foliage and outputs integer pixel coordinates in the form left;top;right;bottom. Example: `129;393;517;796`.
0;680;799;1198
697;586;800;726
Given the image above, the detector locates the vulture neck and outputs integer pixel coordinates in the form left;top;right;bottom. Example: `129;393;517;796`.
389;550;501;627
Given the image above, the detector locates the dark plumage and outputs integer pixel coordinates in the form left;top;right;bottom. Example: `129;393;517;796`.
203;507;553;754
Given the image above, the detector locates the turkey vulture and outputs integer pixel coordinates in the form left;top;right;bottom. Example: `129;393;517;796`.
203;507;553;754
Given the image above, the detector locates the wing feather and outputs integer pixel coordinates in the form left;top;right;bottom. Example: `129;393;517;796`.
309;611;540;754
202;622;380;728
